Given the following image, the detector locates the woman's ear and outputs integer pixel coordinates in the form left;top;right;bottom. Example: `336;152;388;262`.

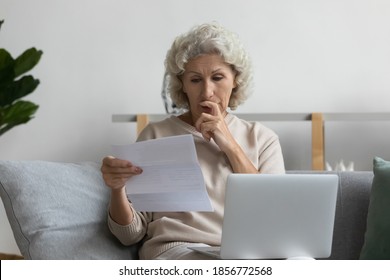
233;77;238;89
232;69;239;89
178;75;186;93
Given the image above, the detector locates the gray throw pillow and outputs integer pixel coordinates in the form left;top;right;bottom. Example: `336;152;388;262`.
0;160;138;259
360;157;390;259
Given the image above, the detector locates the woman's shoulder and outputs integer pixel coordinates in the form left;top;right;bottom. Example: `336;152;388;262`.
228;113;278;138
137;115;191;141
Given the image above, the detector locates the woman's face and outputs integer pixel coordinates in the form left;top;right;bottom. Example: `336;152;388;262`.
182;54;237;120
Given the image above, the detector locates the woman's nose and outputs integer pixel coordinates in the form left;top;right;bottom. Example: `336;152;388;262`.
201;80;214;99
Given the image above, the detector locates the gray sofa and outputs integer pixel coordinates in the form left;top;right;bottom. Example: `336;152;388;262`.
0;161;375;259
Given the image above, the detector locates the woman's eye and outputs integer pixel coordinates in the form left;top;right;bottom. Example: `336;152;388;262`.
213;76;223;81
190;78;201;83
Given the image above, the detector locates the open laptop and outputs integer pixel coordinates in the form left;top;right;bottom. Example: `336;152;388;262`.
189;173;339;259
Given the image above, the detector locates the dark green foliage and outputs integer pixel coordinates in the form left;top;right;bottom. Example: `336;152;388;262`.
0;21;42;136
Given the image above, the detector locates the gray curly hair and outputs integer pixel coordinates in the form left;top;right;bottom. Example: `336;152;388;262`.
164;22;253;110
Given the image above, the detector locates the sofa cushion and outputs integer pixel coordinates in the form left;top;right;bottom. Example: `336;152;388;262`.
360;157;390;259
0;160;138;259
333;171;373;259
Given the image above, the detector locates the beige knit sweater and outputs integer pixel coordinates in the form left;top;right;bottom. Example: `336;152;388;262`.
108;114;285;259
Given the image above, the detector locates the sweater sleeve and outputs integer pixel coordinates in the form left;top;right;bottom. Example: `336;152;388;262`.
107;203;151;246
258;134;285;174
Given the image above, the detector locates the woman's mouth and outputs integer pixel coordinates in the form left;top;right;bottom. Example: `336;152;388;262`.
200;105;212;114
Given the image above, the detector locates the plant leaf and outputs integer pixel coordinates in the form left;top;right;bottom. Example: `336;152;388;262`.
14;48;43;78
0;49;15;85
0;75;40;107
0;100;39;136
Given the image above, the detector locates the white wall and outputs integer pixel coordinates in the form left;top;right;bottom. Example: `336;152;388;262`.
1;0;390;254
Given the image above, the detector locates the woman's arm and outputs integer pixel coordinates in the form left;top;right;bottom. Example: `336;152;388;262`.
222;140;259;174
195;102;258;174
109;187;134;225
101;156;143;225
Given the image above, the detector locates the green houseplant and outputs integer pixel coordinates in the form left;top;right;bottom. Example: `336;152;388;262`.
0;20;43;136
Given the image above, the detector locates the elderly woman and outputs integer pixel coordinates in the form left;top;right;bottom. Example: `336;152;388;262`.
101;22;285;259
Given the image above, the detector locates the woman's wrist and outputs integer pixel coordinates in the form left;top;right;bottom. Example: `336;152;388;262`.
109;186;134;225
111;186;126;196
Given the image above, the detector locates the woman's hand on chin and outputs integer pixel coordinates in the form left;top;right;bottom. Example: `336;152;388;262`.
194;101;235;153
